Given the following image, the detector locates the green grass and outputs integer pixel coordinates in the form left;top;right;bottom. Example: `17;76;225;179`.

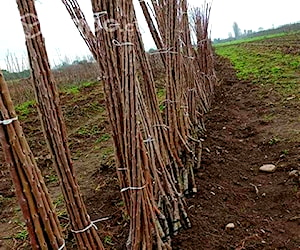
96;133;111;143
54;195;64;208
13;221;28;241
14;81;99;119
15;230;28;240
82;81;96;88
77;125;101;136
65;86;80;95
269;137;281;145
0;195;12;204
215;39;300;97
101;147;114;161
61;81;98;95
157;88;166;112
15;100;36;119
214;32;287;47
104;235;113;245
45;174;58;183
157;88;166;99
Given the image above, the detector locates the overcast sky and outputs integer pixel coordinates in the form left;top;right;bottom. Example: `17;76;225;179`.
1;0;299;70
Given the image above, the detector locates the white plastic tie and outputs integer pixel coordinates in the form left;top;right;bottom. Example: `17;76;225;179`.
71;217;110;234
121;185;146;192
118;168;127;171
179;38;186;46
149;48;194;59
0;117;18;125
153;124;169;130
109;23;120;28
58;240;65;250
149;48;173;55
112;39;134;47
93;11;108;19
143;137;155;143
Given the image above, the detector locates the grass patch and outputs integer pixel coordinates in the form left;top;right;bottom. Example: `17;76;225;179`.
101;147;114;161
15;100;36;119
82;81;96;88
96;133;111;143
215;41;300;98
45;174;58;183
61;81;98;95
65;86;80;95
157;88;166;112
15;229;28;240
214;32;287;47
269;137;281;145
54;195;64;208
157;88;166;99
0;195;12;205
104;235;113;245
77;125;101;136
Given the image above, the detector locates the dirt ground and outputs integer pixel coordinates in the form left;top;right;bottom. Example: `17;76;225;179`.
0;56;299;249
172;56;300;249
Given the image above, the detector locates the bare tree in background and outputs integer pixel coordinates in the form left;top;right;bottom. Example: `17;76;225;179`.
233;22;241;38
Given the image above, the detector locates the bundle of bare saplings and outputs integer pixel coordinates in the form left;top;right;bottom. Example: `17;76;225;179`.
0;0;216;249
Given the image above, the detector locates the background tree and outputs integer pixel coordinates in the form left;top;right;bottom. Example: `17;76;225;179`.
233;22;241;38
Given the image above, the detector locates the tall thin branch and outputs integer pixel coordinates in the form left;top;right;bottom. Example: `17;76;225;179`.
0;70;64;250
16;0;104;248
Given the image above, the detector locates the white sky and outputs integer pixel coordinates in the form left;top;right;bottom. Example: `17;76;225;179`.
0;0;299;70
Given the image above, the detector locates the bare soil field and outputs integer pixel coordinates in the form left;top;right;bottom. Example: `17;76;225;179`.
244;32;300;55
173;56;300;249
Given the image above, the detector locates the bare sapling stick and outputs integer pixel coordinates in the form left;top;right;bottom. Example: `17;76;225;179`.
0;70;65;250
16;0;104;248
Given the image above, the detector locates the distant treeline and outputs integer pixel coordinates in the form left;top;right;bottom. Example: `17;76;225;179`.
2;58;96;81
214;22;300;44
2;69;31;81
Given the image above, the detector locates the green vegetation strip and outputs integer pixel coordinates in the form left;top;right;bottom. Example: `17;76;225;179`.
215;41;300;97
15;100;36;119
61;81;97;95
14;81;99;119
214;32;287;47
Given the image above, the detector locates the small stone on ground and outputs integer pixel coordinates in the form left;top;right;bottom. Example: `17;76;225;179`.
259;164;276;173
225;223;235;230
